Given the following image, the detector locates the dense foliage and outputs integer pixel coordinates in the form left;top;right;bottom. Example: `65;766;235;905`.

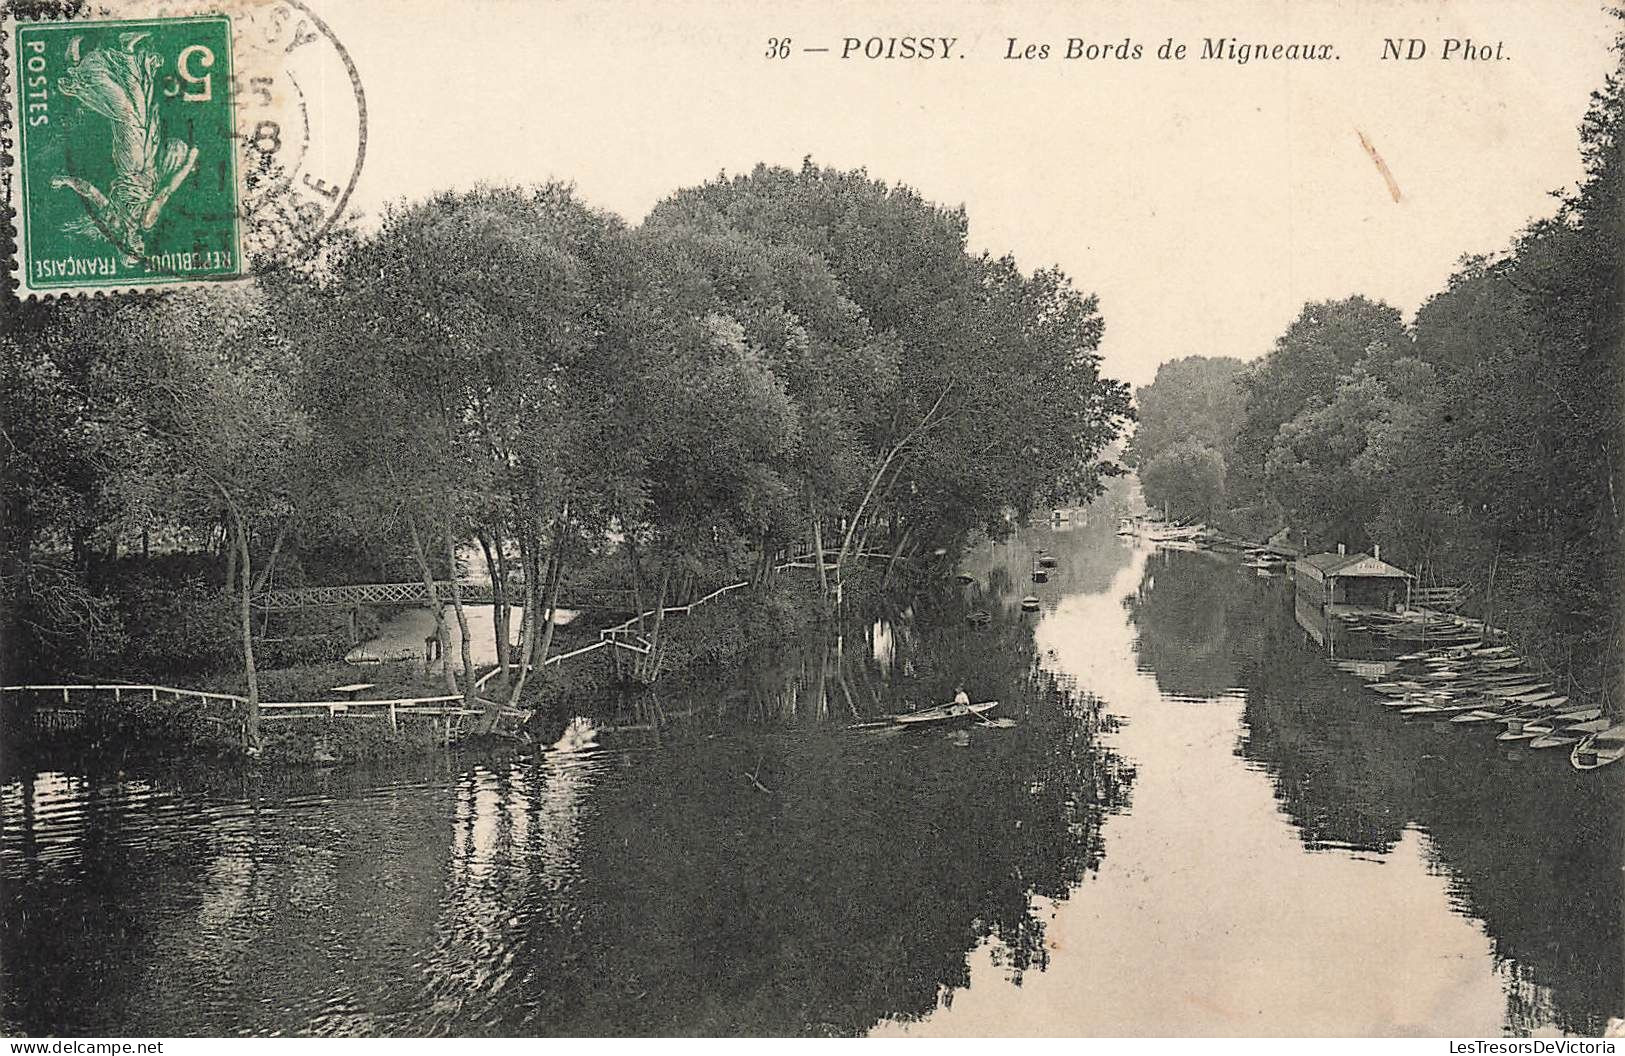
1127;38;1624;702
1124;355;1245;521
2;162;1132;736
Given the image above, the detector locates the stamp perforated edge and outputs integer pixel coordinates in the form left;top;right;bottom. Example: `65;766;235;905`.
2;5;250;302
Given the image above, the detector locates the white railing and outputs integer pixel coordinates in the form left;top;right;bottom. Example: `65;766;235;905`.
9;546;911;726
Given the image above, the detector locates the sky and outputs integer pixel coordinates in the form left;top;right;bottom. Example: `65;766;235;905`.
290;0;1619;388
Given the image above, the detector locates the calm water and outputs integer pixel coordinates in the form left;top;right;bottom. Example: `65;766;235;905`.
3;516;1620;1036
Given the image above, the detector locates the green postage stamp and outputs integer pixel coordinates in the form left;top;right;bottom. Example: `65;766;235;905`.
8;15;243;295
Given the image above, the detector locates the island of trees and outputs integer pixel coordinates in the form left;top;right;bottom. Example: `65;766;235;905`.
1;161;1133;750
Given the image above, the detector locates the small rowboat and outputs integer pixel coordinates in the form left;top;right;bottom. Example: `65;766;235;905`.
1483;682;1549;699
1451;709;1509;726
1495;714;1549;741
1571;723;1625;770
1523;711;1607;748
1020;595;1041;612
893;700;1000;727
1404;701;1476;717
965;610;992;627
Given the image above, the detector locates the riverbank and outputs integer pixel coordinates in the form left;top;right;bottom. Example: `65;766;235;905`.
0;572;847;769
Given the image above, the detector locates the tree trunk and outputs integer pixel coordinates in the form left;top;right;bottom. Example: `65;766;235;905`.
493;530;512;671
407;510;458;697
834;384;951;588
503;543;542;713
626;533;648;634
444;510;476;707
221;494;260;752
639;569;671;683
531;500;570;677
532;543;567;687
251;514;294;594
882;525;914;587
835;446;906;605
511;527;532;671
222;516;238;594
811;506;829;601
478;530;510;684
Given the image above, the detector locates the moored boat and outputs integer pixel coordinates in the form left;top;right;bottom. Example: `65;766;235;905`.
1571;723;1625;770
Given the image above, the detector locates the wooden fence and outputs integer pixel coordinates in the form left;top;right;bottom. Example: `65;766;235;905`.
7;546;904;743
0;682;527;746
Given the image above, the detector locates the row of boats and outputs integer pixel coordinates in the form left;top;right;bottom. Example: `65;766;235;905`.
959;545;1058;623
1115;517;1223;551
1023;549;1058;610
1330;607;1488;645
1241;547;1291;576
1336;641;1624;770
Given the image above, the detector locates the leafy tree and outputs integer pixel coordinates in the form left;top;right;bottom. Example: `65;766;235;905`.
649;161;1130;599
1232;296;1410;508
1124;355;1245;470
1140;439;1227;523
300;185;630;721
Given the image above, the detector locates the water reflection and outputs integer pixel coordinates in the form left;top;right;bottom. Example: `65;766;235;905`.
1;566;1134;1036
1167;547;1624;1035
1124;546;1260;699
2;522;1618;1037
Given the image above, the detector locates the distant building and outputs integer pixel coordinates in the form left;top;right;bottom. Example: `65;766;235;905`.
1293;544;1413;612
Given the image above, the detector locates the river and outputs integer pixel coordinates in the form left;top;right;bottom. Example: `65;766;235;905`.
2;511;1620;1037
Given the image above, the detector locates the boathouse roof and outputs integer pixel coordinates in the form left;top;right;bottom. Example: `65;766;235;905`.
1296;552;1413;579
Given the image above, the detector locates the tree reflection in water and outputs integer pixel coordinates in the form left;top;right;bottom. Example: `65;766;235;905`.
0;588;1134;1037
1130;547;1623;1037
485;595;1140;1035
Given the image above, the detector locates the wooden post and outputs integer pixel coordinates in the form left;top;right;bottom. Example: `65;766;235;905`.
389;702;398;731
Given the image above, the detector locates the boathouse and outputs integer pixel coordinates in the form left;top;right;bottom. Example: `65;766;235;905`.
1292;544;1413;612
